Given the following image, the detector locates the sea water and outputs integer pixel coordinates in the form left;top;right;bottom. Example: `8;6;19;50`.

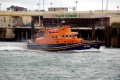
0;42;120;80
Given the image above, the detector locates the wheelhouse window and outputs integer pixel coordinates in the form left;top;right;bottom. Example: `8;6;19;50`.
73;34;75;37
73;34;77;37
62;35;65;37
55;36;57;38
69;35;72;37
52;36;57;38
66;35;68;37
62;34;73;38
75;34;77;37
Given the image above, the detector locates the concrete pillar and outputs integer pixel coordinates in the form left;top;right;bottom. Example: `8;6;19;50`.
1;19;3;26
11;18;13;27
17;31;19;41
92;25;95;39
79;30;81;38
39;16;40;26
105;26;111;47
88;34;90;40
22;31;23;40
26;30;28;40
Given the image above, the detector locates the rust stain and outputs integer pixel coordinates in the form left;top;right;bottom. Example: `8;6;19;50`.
52;14;54;17
78;14;80;17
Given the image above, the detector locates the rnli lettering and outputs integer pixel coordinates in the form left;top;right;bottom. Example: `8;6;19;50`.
55;14;78;18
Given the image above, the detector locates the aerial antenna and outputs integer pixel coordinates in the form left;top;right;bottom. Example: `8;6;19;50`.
74;0;78;11
61;1;62;7
69;6;75;11
106;0;108;10
50;2;52;8
90;10;93;15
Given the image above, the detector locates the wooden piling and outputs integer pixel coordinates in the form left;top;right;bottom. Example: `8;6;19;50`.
26;30;28;40
111;26;120;47
105;26;112;47
117;27;120;47
31;18;35;39
92;25;95;39
17;30;19;41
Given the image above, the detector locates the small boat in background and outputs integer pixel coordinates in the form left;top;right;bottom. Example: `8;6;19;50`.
27;25;102;51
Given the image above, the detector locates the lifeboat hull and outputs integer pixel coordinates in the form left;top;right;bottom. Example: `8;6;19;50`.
27;41;102;51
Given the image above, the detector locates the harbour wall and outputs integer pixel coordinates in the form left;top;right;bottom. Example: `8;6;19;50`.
105;26;120;48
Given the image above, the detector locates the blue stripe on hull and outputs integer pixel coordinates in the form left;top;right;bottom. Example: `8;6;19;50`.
27;43;101;51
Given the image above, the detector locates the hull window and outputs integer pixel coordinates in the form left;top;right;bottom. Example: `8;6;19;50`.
69;35;72;37
55;36;57;38
52;36;57;38
62;35;65;37
66;35;68;37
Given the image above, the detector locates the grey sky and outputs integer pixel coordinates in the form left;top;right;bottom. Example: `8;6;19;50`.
0;0;120;11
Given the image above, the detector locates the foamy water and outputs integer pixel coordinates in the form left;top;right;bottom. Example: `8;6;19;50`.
0;42;120;80
0;42;27;50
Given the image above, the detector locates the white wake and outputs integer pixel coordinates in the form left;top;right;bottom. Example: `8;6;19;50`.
0;46;26;51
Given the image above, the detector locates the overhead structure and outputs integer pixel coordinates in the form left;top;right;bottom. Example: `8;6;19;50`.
75;0;78;11
0;4;2;11
50;2;53;8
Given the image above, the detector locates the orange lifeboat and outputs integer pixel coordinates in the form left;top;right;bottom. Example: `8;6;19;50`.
27;25;102;51
35;25;83;44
